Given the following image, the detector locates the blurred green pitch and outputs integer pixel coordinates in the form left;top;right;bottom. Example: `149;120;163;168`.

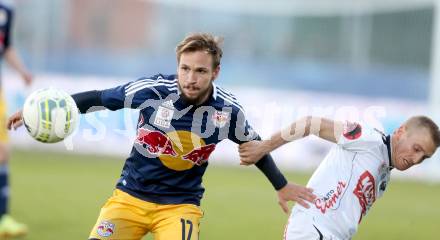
9;149;440;240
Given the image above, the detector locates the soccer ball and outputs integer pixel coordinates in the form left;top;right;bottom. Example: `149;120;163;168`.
22;88;79;143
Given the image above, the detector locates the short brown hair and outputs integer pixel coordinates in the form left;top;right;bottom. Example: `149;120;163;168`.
176;33;223;69
405;116;440;148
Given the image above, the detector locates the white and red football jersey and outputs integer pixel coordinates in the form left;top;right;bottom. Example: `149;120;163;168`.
294;123;392;239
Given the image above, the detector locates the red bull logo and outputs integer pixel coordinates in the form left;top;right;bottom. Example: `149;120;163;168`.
136;128;177;156
135;129;217;171
97;220;115;237
182;144;216;166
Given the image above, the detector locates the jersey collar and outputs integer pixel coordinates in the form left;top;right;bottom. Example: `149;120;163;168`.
212;83;218;100
382;135;393;170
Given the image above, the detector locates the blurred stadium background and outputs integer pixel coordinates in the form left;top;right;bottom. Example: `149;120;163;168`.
2;0;440;239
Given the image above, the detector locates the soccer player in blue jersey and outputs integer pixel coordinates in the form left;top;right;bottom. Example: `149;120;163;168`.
0;0;32;237
8;33;315;240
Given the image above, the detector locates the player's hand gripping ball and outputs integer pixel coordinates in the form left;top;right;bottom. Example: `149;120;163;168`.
22;88;79;143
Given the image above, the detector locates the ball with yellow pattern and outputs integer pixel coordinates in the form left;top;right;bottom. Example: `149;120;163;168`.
22;88;79;143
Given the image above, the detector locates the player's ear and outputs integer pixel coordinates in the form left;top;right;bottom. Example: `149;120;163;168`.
394;125;406;139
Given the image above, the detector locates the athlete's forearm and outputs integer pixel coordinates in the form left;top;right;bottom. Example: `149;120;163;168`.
265;116;340;153
262;116;315;154
255;154;288;190
4;48;30;77
71;90;105;114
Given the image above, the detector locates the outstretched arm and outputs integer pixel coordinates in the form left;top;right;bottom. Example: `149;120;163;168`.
4;48;33;86
71;90;106;113
237;116;342;212
7;90;105;130
240;116;343;165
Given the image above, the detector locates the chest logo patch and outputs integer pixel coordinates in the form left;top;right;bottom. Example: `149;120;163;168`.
154;106;174;128
135;129;216;171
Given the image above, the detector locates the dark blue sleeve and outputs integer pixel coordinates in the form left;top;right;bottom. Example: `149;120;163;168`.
228;109;258;144
101;80;163;111
4;6;13;49
229;109;287;190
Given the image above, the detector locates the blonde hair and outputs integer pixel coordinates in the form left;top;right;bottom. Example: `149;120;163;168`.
176;33;223;69
405;116;440;148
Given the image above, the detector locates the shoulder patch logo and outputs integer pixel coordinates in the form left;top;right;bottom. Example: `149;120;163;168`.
211;111;230;128
343;122;362;140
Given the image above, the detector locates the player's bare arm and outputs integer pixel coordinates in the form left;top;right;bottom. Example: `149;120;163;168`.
240;116;344;165
4;48;33;86
6;110;23;130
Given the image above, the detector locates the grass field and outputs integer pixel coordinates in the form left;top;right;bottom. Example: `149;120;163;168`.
7;149;440;240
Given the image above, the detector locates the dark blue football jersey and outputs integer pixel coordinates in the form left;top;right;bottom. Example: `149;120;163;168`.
0;1;12;57
101;74;258;205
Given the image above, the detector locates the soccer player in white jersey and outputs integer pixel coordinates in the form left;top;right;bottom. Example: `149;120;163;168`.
239;116;439;240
